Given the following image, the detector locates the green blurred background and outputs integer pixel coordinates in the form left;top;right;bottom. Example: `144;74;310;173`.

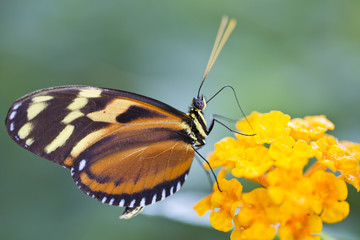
1;0;359;239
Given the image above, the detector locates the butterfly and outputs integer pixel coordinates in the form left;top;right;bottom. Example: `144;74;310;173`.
5;16;237;219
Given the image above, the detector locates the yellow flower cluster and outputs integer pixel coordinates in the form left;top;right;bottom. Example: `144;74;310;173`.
194;111;360;240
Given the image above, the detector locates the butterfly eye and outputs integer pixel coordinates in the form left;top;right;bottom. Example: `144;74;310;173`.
192;96;206;110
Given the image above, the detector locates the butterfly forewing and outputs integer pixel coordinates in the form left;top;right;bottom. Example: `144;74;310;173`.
6;86;195;207
6;87;114;167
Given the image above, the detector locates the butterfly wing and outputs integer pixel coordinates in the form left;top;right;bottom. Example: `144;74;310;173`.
72;124;194;207
5;86;195;207
6;86;113;167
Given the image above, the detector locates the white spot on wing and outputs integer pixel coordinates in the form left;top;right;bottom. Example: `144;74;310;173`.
161;189;166;200
71;167;75;176
176;182;181;192
102;197;107;203
129;199;136;208
151;194;157;204
184;173;188;181
9;122;15;132
140;197;146;206
13;103;22;110
109;198;115;205
119;199;125;207
78;159;86;171
170;186;174;195
9;111;16;120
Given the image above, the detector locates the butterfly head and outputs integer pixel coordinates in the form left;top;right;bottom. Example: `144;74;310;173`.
192;95;207;111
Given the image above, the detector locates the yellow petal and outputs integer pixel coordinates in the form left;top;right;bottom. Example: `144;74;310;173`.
230;228;242;240
255;111;291;144
267;186;285;205
306;214;322;233
206;137;238;170
210;209;233;232
289;115;334;141
341;140;360;159
269;137;312;169
342;169;360;191
236;111;262;134
193;195;212;216
240;221;276;240
321;200;350;223
232;145;273;178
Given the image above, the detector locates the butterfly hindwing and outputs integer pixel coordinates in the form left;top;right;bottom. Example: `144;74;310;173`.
72;127;194;207
6;86;195;207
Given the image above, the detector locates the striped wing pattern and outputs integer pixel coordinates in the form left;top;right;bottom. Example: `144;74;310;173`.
5;86;195;207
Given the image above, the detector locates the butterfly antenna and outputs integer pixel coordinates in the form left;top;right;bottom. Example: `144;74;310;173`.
207;85;255;132
197;16;237;98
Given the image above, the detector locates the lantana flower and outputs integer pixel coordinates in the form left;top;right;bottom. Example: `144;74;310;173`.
194;111;360;240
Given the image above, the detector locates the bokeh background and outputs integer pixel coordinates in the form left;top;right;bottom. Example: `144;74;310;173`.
1;0;359;239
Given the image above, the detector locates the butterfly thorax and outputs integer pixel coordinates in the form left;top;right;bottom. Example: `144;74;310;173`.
182;96;208;147
187;107;207;147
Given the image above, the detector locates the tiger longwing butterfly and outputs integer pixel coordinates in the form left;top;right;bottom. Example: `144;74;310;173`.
5;16;237;219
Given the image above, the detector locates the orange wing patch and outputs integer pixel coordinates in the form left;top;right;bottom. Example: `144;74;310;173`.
83;141;193;193
71;119;194;207
72;140;194;207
